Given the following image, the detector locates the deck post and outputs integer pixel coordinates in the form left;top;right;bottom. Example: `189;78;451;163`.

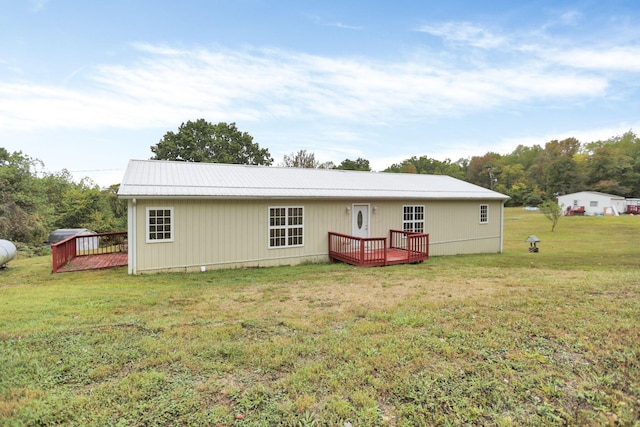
51;244;58;273
383;243;388;266
327;232;338;264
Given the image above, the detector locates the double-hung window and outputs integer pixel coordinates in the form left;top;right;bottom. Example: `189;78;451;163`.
403;205;424;232
269;206;304;248
147;207;173;242
479;204;489;224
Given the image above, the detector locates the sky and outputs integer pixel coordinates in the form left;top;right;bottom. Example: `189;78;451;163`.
1;0;640;187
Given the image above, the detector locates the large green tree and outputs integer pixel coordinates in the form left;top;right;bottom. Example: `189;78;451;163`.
335;157;371;171
584;131;640;197
55;179;123;233
385;155;464;178
464;153;502;188
0;148;128;246
151;119;273;165
0;150;47;243
542;138;584;196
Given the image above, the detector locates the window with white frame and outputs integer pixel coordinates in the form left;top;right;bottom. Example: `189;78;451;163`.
403;205;424;232
147;207;173;242
590;201;598;207
269;206;304;248
479;204;489;224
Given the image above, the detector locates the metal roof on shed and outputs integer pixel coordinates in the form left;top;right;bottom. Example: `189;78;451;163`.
558;191;625;200
47;228;96;245
118;159;509;200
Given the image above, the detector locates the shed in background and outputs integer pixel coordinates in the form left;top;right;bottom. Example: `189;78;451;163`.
557;191;626;216
47;228;99;251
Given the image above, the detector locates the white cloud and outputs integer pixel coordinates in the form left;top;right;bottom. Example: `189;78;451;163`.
559;10;582;26
306;14;363;31
0;40;614;133
323;21;363;30
29;0;48;12
416;22;506;49
543;46;640;72
542;9;583;30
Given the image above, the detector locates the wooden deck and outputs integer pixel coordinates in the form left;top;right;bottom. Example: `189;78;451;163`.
51;229;427;273
328;230;429;267
51;231;128;273
56;252;128;273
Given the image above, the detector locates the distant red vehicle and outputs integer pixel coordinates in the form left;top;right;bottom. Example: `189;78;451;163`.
627;205;640;215
565;206;585;216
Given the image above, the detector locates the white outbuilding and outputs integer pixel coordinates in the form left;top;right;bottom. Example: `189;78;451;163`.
47;228;99;251
557;191;626;216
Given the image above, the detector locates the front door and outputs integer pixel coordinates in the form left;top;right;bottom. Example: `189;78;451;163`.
352;204;369;239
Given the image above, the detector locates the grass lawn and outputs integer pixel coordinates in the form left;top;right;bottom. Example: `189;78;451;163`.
1;208;639;426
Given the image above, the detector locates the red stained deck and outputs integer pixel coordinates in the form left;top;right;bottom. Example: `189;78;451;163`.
51;232;128;273
51;229;428;273
328;230;429;267
56;252;128;273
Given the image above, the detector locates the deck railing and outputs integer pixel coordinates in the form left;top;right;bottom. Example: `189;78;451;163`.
328;232;387;267
51;232;128;273
328;230;429;267
389;229;430;263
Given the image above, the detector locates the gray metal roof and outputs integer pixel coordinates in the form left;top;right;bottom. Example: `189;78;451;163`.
118;159;509;200
558;191;625;199
47;228;96;245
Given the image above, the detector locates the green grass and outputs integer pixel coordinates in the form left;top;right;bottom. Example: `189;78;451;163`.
1;208;639;426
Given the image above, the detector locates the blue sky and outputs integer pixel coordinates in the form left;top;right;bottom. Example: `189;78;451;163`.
2;0;640;186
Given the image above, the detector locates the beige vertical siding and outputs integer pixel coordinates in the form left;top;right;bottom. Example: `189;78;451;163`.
425;200;504;255
132;198;503;273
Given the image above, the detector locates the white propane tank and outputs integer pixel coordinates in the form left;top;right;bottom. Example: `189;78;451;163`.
0;239;17;267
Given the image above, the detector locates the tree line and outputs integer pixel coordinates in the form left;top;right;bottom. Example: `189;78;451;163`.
2;119;639;246
0;148;126;249
462;132;640;206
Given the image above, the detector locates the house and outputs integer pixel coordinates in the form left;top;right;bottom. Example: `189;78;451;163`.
117;160;509;274
557;191;626;216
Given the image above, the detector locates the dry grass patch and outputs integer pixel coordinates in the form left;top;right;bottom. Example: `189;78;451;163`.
1;208;639;425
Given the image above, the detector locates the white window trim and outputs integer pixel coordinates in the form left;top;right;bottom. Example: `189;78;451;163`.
146;207;174;243
402;205;425;233
268;206;304;249
479;204;489;224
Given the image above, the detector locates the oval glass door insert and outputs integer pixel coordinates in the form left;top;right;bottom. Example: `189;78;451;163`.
357;210;363;229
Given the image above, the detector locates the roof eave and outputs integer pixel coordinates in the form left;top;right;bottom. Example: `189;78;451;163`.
118;194;510;201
